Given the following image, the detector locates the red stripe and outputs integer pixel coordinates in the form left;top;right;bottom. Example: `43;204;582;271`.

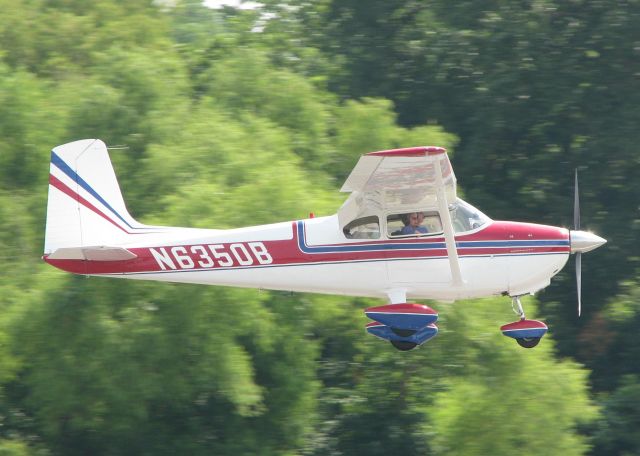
49;174;130;234
366;321;385;328
43;244;568;275
500;320;547;331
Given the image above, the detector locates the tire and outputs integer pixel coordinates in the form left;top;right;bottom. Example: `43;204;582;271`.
390;328;417;337
516;337;541;349
391;340;418;351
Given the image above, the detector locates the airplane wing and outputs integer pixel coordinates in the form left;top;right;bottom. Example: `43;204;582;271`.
341;147;456;197
338;146;463;285
338;146;456;223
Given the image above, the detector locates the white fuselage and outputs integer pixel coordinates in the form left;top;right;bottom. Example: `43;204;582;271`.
45;214;571;302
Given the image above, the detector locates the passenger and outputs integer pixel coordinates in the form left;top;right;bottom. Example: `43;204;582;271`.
400;212;428;235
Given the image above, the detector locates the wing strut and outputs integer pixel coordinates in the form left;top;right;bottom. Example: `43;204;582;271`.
435;158;464;286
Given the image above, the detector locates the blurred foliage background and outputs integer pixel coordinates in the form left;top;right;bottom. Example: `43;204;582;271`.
0;0;638;454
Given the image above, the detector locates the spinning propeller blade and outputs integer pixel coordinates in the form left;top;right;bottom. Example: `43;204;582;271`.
574;170;580;231
574;170;581;317
574;170;582;316
576;252;582;317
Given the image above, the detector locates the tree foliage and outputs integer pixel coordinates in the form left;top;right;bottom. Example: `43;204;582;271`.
1;0;634;454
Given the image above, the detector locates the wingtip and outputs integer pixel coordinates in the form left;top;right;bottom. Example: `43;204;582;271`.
367;146;446;157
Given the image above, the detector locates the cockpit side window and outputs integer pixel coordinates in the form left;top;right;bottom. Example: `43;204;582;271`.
343;216;380;239
449;199;490;233
387;211;443;237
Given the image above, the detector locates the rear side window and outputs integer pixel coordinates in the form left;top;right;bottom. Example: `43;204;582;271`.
343;216;380;239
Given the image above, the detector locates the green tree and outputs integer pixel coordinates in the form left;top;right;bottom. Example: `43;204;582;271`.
9;274;320;455
593;376;640;456
0;1;626;454
305;297;598;455
0;66;68;189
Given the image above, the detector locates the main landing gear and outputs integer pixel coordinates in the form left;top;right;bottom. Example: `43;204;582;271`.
364;303;439;351
365;295;549;351
500;296;548;349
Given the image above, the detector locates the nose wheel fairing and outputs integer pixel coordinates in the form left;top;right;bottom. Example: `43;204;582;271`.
500;320;548;339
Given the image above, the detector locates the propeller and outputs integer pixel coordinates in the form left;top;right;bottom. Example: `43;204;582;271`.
570;170;606;317
574;170;582;316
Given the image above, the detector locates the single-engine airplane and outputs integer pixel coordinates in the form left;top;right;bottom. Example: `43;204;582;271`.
43;140;606;351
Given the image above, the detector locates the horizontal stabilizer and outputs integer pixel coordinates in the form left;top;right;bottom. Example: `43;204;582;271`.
47;246;137;261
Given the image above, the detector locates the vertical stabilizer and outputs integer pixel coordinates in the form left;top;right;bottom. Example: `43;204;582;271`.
44;139;147;254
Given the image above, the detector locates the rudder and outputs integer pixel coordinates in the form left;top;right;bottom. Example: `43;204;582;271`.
44;139;146;254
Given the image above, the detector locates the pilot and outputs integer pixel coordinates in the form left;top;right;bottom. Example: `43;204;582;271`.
401;212;428;235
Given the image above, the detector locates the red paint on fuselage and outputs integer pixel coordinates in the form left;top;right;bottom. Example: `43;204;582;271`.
43;220;570;277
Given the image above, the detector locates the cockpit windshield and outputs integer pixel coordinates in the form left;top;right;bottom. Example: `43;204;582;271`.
449;199;491;233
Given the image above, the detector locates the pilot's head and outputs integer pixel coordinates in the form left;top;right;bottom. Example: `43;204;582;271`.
405;212;425;228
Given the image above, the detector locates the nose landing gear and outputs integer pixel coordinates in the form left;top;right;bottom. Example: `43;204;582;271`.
511;295;526;320
500;296;548;349
516;337;542;349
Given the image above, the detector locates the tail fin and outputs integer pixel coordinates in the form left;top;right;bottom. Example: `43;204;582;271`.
44;139;147;255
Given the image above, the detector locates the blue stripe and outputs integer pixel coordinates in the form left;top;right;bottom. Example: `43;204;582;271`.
296;222;444;253
51;151;136;230
296;221;569;254
458;240;569;247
